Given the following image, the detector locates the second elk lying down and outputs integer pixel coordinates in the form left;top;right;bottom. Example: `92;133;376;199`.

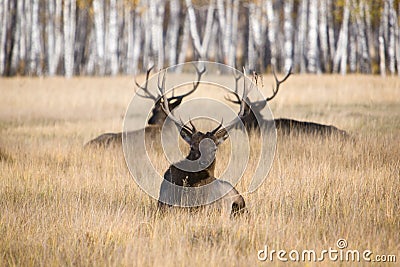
84;65;205;148
226;68;348;137
157;71;247;217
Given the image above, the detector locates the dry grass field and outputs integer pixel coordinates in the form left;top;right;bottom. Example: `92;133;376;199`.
0;74;399;266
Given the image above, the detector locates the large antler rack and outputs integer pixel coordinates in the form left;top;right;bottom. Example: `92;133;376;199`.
158;65;247;135
135;63;206;104
265;66;293;101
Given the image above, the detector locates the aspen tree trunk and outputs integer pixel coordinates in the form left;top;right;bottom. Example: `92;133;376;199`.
75;6;90;75
185;0;214;60
266;0;277;68
54;0;62;75
93;0;105;75
318;0;329;72
166;0;181;66
283;0;294;71
30;0;42;75
379;27;386;76
307;0;320;73
177;15;190;71
125;7;134;74
349;22;357;73
108;0;119;75
10;0;21;75
355;0;371;73
0;0;7;75
387;0;396;75
333;0;350;75
327;0;336;63
63;0;76;77
229;0;239;67
295;0;308;73
47;0;56;75
149;0;165;70
132;9;142;74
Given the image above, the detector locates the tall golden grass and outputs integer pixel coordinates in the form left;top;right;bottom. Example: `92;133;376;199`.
0;75;399;266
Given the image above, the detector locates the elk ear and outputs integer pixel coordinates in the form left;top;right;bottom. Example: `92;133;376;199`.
214;128;229;145
179;127;192;144
168;98;183;110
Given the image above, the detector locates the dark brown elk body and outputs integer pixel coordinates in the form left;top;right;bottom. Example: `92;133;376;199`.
157;70;247;216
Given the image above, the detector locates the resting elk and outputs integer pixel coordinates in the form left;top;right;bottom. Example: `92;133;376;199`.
84;65;206;148
225;67;348;137
156;70;247;217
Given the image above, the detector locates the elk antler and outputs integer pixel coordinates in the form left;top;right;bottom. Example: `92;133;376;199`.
221;67;249;133
157;70;189;131
135;66;157;100
265;66;292;101
224;70;243;105
167;63;206;102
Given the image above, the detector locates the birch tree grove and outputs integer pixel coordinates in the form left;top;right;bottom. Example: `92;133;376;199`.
0;0;399;76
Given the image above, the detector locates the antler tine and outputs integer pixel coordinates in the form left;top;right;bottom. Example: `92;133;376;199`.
135;65;158;100
168;63;206;101
210;119;224;135
266;65;292;102
222;67;249;133
157;70;186;130
189;119;197;133
224;69;243;104
224;93;241;104
238;67;248;117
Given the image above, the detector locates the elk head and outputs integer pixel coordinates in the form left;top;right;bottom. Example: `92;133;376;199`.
135;65;206;125
157;68;247;178
225;66;292;131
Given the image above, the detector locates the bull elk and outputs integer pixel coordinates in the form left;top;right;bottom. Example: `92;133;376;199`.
157;70;247;217
226;67;348;137
84;65;206;148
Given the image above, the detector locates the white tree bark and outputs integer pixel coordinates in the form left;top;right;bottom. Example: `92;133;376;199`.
318;0;329;72
93;0;105;75
283;0;294;71
387;0;396;75
0;0;10;75
166;0;181;66
47;0;56;75
333;0;350;75
354;0;371;73
295;0;308;73
47;0;62;75
107;0;119;75
177;14;190;71
327;0;336;62
85;28;96;75
185;0;215;60
266;0;277;68
349;23;357;73
216;0;237;66
10;0;21;75
229;0;239;67
247;13;255;72
125;7;134;74
29;0;42;75
132;9;142;74
307;0;320;73
379;35;386;76
156;1;165;69
63;0;76;77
